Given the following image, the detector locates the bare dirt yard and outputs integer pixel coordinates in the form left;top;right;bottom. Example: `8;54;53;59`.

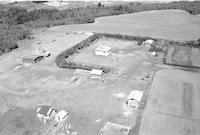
0;28;157;135
139;69;200;135
166;45;200;68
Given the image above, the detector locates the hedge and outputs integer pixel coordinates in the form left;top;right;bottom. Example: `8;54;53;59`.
55;32;152;73
55;32;200;72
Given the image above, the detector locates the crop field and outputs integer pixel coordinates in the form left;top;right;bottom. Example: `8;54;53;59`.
59;10;200;41
139;69;200;135
165;45;200;68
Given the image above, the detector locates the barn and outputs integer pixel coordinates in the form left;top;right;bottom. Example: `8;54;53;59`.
22;54;43;64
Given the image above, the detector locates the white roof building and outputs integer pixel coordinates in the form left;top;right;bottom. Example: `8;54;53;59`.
127;90;144;102
90;69;103;76
127;90;144;108
55;110;69;122
95;45;111;56
144;39;154;44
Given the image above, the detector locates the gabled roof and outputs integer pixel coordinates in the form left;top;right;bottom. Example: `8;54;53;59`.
56;110;69;120
36;105;54;117
96;45;111;52
91;69;103;76
127;90;144;103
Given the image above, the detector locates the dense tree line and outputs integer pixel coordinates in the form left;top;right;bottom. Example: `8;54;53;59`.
0;1;200;55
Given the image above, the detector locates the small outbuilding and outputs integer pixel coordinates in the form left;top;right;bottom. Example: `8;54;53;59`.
151;51;158;56
98;122;130;135
126;90;144;109
90;69;103;79
55;110;69;123
95;45;111;56
22;54;43;64
85;32;94;36
36;105;57;124
142;39;154;48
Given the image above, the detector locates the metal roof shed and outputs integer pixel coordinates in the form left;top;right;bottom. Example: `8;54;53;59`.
90;69;103;80
90;69;103;76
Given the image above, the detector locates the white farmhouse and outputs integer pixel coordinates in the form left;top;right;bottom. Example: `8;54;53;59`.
95;45;111;56
126;90;144;109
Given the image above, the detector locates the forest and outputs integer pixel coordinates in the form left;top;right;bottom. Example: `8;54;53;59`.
0;1;200;55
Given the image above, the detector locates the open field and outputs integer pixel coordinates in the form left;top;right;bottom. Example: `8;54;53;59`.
69;38;140;72
55;10;200;41
139;69;200;135
166;45;200;68
0;27;156;135
0;7;200;135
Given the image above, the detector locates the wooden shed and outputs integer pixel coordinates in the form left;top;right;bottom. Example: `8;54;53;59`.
22;54;43;64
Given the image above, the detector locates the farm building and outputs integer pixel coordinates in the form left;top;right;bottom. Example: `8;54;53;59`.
95;45;111;56
142;39;154;48
90;69;103;79
36;105;57;124
98;122;130;135
22;54;43;64
55;110;69;123
126;90;144;109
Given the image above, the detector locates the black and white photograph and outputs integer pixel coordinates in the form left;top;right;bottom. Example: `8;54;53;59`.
0;0;200;135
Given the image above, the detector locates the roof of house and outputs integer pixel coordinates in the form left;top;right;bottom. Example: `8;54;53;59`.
90;69;103;76
96;45;111;52
23;54;43;60
99;122;130;135
56;110;69;120
127;90;144;103
36;105;54;117
144;39;154;44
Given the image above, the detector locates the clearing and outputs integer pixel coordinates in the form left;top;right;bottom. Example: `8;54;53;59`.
0;28;156;135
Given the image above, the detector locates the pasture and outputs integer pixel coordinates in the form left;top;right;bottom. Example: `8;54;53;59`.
69;38;140;73
165;45;200;68
0;28;156;135
56;10;200;41
139;69;200;135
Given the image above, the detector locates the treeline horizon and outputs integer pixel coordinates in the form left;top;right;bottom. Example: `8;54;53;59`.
0;0;200;55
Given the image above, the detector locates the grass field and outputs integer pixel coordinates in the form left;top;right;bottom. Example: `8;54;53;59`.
57;10;200;41
139;69;200;135
166;45;200;68
69;38;140;72
0;28;156;135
